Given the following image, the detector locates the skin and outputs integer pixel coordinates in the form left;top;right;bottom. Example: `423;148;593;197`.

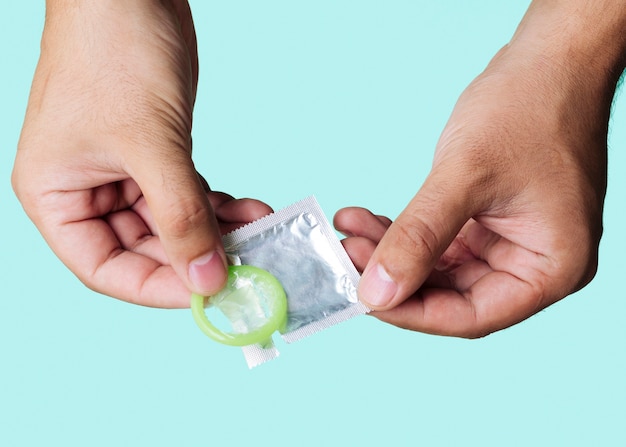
336;0;626;338
12;0;272;308
12;0;626;338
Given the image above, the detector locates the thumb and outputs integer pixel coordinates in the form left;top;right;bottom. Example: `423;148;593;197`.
358;170;478;310
132;149;228;297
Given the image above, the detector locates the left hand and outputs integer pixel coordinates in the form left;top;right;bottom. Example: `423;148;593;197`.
334;4;620;337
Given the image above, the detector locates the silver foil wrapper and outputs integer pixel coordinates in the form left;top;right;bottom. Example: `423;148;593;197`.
221;196;368;367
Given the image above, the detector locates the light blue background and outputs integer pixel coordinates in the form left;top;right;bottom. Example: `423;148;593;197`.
1;2;624;446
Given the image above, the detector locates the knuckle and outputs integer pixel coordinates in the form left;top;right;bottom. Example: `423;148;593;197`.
162;199;212;241
390;214;442;265
545;220;602;299
11;162;40;217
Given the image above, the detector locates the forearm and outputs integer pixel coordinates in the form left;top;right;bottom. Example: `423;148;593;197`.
511;1;626;90
38;0;197;102
43;0;193;36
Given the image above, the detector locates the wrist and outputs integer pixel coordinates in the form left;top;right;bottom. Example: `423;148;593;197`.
474;0;626;141
44;0;190;29
510;1;626;88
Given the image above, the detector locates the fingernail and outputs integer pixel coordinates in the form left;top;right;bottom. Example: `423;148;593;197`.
188;251;227;295
359;263;398;308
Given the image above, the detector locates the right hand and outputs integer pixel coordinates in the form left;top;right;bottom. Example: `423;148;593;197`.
12;0;271;307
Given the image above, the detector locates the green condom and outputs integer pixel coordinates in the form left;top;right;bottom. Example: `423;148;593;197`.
191;265;287;347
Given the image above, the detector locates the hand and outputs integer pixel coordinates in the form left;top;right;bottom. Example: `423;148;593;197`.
336;2;625;338
12;0;271;307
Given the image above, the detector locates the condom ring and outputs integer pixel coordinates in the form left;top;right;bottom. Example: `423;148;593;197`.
191;265;287;347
